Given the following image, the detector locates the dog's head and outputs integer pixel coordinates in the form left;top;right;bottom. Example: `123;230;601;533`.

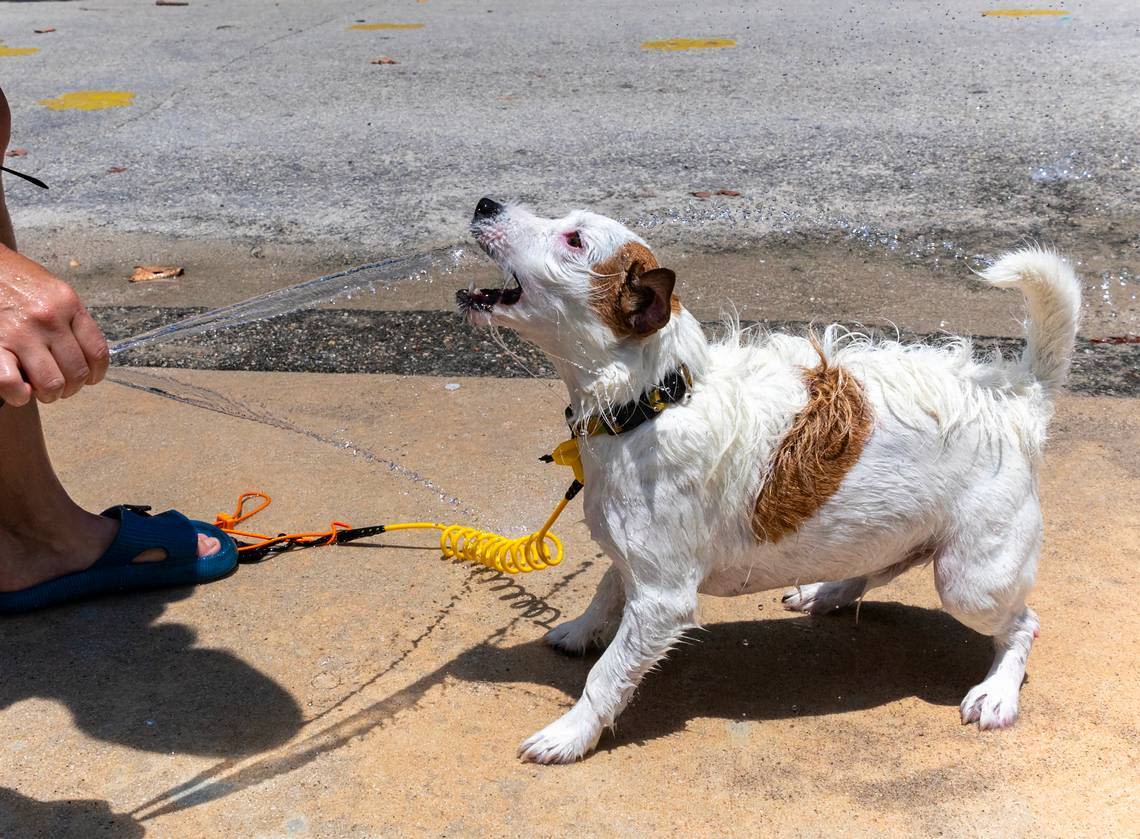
458;198;678;359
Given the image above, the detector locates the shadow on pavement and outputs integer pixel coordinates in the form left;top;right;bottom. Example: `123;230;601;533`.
0;585;305;833
0;787;144;839
448;601;993;750
0;585;304;757
137;600;991;821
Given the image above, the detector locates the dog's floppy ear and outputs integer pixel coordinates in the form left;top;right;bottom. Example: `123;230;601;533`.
591;243;679;338
625;265;676;337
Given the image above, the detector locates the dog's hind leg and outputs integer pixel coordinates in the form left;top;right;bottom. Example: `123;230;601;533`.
956;605;1039;729
935;499;1042;730
544;564;625;655
519;582;697;764
781;551;928;615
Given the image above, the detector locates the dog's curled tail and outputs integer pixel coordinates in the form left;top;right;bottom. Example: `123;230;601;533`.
980;247;1081;395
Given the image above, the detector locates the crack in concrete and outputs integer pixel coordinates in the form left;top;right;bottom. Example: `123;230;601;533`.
108;368;479;516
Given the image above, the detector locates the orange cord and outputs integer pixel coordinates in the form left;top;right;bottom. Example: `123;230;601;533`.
214;492;351;555
207;488;570;574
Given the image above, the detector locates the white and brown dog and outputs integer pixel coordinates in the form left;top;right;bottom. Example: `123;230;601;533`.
458;197;1080;764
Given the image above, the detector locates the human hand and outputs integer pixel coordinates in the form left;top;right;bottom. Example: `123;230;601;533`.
0;246;109;406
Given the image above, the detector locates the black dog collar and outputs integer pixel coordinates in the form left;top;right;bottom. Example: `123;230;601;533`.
566;364;694;438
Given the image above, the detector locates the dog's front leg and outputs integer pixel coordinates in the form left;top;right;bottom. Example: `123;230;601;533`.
519;584;697;764
543;564;625;654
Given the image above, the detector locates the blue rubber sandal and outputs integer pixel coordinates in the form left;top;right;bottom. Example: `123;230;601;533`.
0;505;238;614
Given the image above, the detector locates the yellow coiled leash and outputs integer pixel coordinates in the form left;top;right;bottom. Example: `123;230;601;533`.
378;438;586;572
382;502;567;574
213;365;692;574
216;438;585;574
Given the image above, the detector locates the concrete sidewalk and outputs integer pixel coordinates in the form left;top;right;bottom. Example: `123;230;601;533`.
0;370;1135;837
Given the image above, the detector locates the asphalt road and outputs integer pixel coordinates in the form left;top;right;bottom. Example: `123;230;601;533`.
2;0;1137;337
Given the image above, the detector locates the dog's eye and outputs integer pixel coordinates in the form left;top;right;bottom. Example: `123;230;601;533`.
565;231;583;249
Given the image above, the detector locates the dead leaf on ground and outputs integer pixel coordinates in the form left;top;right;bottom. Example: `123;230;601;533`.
130;265;184;282
371;56;399;64
106;166;128;174
34;27;56;34
690;191;711;199
716;189;741;197
5;149;28;158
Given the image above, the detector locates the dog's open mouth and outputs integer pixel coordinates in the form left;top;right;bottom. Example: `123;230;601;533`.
456;273;523;312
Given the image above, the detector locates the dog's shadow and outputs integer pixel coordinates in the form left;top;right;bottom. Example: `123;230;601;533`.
448;602;991;749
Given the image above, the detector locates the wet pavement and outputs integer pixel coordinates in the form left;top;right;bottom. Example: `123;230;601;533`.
96;306;1140;398
5;0;1138;358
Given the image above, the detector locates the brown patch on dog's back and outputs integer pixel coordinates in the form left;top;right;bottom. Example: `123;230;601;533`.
752;349;873;543
591;242;681;336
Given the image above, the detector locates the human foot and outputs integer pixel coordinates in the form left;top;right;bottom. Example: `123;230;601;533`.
0;507;220;593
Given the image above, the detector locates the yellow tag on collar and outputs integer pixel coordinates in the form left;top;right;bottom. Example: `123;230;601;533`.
550;438;585;484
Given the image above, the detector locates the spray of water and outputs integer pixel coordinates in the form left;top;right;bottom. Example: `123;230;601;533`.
108;244;477;356
98;204;1136;363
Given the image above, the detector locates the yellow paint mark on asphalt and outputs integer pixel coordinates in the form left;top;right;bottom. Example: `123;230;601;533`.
982;9;1069;16
642;37;736;51
39;91;136;111
0;45;40;57
349;23;425;31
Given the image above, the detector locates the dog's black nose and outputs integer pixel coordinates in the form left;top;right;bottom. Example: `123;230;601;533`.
473;197;503;221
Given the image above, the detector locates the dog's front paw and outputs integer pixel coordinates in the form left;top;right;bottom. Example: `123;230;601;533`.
518;705;603;764
781;579;864;615
960;677;1021;730
544;617;610;656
